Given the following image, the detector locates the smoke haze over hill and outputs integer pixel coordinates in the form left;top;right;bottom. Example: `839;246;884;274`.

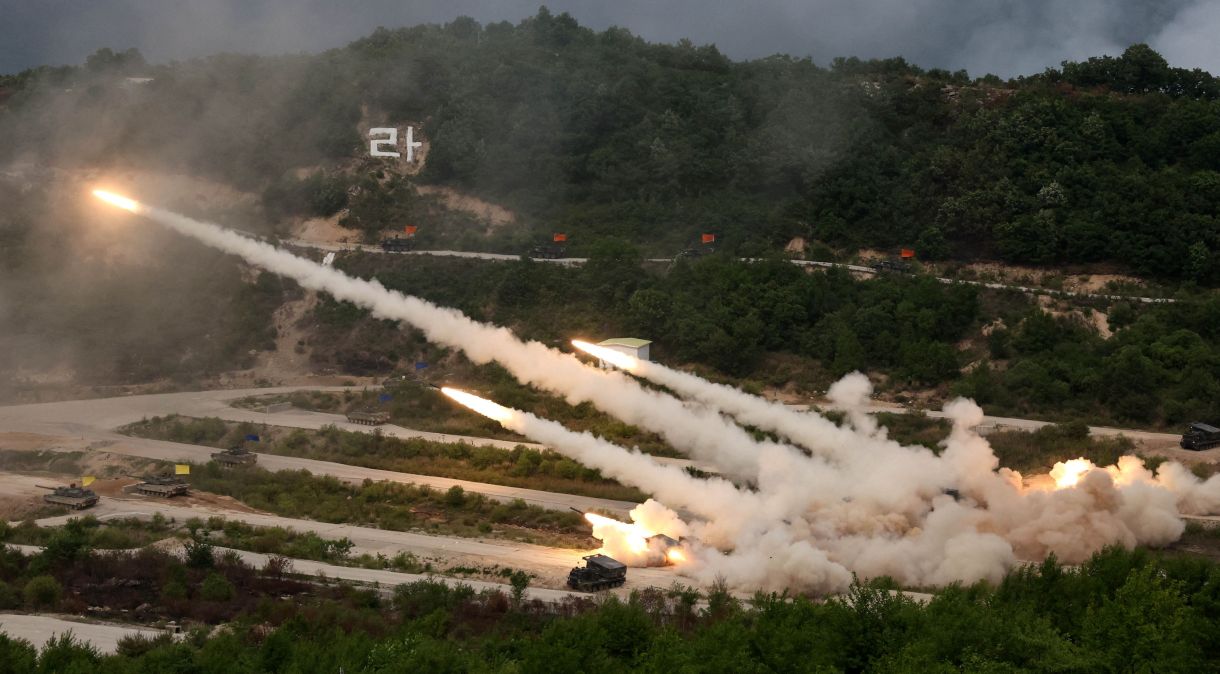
2;0;1219;77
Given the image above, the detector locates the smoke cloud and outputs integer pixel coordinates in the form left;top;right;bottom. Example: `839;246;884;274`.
105;195;1220;594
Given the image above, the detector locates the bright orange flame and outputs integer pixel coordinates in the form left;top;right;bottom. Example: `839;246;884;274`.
666;548;686;564
440;387;515;423
571;340;639;371
92;189;142;213
585;512;654;550
1050;458;1094;489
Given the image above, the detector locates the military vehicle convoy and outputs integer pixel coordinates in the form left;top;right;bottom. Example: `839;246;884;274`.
1181;422;1220;450
567;554;627;592
211;445;258;466
38;484;99;510
346;409;390;426
131;473;190;498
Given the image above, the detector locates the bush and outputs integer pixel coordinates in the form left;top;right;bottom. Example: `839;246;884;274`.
161;579;188;601
185;533;215;569
116;632;175;658
0;580;20;609
200;572;235;602
23;575;62;608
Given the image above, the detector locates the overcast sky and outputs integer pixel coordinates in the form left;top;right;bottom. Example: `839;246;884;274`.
3;0;1219;78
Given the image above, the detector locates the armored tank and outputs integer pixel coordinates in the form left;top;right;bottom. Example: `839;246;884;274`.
131;472;190;498
566;554;627;592
211;445;258;466
346;409;390;426
39;484;99;510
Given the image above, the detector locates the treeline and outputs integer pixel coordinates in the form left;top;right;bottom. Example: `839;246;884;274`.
3;546;1220;671
320;252;1220;427
3;13;1218;278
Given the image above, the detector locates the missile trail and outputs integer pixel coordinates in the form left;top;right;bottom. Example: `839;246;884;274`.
90;189;799;481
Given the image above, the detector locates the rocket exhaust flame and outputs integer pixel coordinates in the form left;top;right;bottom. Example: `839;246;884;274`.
92;189;142;213
1051;458;1095;489
571;339;639;371
441;387;515;423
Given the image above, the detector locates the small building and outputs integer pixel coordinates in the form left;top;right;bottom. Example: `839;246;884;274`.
597;337;651;362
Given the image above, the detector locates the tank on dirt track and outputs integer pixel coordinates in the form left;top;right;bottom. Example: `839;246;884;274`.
211;446;258;466
346;409;390;426
131;473;190;498
39;484;99;510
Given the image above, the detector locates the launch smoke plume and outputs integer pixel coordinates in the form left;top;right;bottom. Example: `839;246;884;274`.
92;190;803;483
97;191;1220;595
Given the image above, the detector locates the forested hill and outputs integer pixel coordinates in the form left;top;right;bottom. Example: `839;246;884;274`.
2;9;1219;281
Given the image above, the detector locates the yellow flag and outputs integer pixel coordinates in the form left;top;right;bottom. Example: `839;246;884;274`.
81;476;95;487
175;464;190;475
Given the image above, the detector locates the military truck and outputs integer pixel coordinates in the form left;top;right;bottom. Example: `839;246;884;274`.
870;259;913;273
380;236;415;252
528;243;566;260
566;554;627;592
1181;422;1220;450
211;446;258;466
347;409;390;426
131;473;190;498
38;484;99;510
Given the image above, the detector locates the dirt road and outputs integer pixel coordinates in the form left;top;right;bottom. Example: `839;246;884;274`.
0;387;641;514
0;613;166;654
25;492;683;593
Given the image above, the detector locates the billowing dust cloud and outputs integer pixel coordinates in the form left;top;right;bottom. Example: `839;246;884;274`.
97;191;1220;594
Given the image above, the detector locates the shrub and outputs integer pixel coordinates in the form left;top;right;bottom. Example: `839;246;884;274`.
200;572;235;602
23;575;62;608
0;580;20;609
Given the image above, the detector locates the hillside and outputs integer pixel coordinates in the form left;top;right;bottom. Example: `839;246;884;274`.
1;12;1219;429
1;12;1218;278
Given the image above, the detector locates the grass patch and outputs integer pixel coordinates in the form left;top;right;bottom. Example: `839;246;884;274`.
987;422;1140;473
123;415;648;502
237;362;682;457
186;462;593;548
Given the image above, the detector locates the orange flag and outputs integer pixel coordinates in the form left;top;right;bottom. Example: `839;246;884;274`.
900;248;915;259
553;233;567;243
701;233;716;244
405;225;418;236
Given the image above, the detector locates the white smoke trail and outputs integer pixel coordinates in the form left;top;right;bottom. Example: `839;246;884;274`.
110;197;804;480
442;387;856;591
99;194;1220;595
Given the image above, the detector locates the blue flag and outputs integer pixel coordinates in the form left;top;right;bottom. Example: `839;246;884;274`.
245;434;260;442
378;393;393;403
414;361;429;371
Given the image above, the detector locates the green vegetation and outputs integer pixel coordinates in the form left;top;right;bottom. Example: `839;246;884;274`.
123;413;648;501
186;462;591;548
318;251;1220;428
3;546;1220;671
5;16;1218;275
0;449;86;476
0;515;175;550
987;422;1142;474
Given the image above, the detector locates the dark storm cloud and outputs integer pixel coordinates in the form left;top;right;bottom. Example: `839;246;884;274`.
2;0;1218;77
